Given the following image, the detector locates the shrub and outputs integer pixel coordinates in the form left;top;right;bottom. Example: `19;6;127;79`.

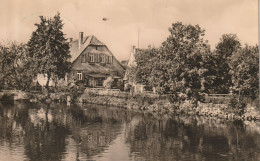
228;98;246;116
124;83;131;92
0;93;14;101
114;79;124;90
69;85;85;101
103;76;114;89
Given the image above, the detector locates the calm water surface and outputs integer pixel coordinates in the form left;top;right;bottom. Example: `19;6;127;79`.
0;101;260;161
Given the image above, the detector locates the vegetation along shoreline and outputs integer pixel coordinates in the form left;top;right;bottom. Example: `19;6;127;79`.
0;13;259;123
1;87;259;122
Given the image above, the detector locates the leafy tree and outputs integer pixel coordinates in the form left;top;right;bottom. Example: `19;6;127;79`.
134;48;159;86
205;34;241;93
0;44;9;88
27;12;71;88
0;42;34;90
154;22;211;96
230;45;259;99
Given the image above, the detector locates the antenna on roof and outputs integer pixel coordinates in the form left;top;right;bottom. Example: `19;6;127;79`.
138;25;140;48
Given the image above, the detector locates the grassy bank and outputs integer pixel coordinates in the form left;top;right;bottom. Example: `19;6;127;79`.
78;89;260;121
1;88;259;121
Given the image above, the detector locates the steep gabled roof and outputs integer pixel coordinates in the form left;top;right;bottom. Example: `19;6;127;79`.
89;36;105;46
69;34;125;77
69;35;106;62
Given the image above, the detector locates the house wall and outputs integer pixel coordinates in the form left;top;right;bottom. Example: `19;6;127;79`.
70;45;125;87
107;48;125;76
72;45;124;75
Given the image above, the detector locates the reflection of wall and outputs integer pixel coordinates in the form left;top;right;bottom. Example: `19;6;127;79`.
0;102;260;161
66;105;125;158
124;115;260;161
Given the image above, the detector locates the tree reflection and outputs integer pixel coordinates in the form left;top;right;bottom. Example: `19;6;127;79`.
0;102;134;160
0;102;259;161
65;104;133;159
125;114;260;161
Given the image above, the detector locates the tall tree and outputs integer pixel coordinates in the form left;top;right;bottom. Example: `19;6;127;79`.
207;34;241;93
154;22;211;96
27;12;71;88
134;48;159;85
0;42;34;90
230;45;259;98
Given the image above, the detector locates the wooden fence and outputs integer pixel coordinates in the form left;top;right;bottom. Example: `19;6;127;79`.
203;93;255;104
203;94;234;103
84;88;250;104
84;87;159;98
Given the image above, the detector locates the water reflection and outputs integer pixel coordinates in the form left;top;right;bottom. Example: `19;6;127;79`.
0;102;259;161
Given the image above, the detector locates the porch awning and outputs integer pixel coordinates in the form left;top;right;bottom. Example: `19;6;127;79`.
86;73;108;78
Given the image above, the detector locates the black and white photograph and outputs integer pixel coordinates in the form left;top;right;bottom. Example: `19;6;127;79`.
0;0;259;160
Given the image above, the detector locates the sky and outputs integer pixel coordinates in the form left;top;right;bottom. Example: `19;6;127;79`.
0;0;258;61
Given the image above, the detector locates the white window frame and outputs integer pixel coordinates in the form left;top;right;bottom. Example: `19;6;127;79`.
89;53;94;62
100;54;105;63
77;72;82;80
108;56;113;64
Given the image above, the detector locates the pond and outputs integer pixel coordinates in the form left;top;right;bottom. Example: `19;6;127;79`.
0;101;259;161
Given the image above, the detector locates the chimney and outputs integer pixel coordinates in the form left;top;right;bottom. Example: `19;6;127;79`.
79;32;84;49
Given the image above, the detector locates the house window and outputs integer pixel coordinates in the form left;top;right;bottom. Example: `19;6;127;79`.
100;54;105;63
94;54;99;62
82;54;86;63
96;78;104;86
77;72;82;80
108;56;113;64
89;53;94;62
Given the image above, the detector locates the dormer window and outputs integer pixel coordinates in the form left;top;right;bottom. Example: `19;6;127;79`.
100;54;105;63
94;54;99;62
108;56;113;64
89;53;94;62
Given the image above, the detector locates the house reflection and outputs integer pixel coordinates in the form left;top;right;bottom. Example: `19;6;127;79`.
0;102;259;161
0;102;134;160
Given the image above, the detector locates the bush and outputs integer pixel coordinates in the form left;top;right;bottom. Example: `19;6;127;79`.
228;98;246;116
0;93;14;101
124;83;131;92
68;85;85;101
114;79;124;90
103;76;114;89
166;94;178;103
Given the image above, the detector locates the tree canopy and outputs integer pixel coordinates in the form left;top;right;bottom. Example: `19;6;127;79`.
230;45;259;98
209;34;241;93
27;12;71;88
0;42;34;90
131;22;210;96
159;22;210;96
128;22;259;100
